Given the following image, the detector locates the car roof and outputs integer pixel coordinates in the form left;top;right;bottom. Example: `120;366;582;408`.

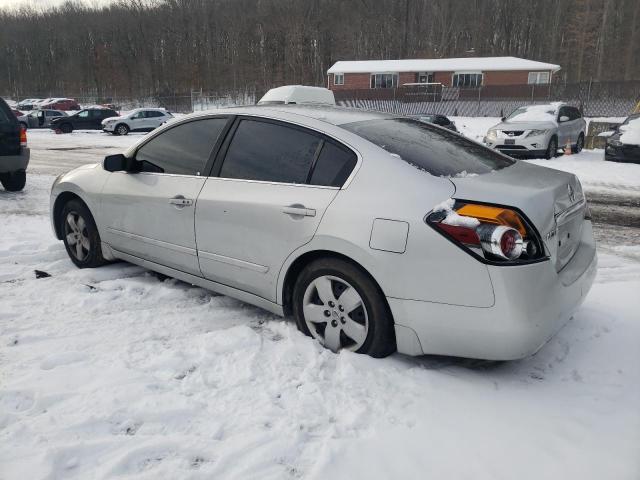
197;104;396;126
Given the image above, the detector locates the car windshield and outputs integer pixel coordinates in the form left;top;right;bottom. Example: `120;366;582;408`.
341;117;514;177
505;105;557;122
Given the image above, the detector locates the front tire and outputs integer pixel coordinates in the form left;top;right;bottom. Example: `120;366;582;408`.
60;123;73;134
60;199;106;268
544;136;558;160
0;170;26;191
115;124;129;135
572;133;584;153
292;258;395;358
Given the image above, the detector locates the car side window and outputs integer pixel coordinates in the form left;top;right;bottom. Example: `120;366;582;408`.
131;112;144;119
135;117;228;176
309;141;357;187
148;111;164;118
570;107;582;120
78;110;89;118
558;106;570;121
219;119;321;184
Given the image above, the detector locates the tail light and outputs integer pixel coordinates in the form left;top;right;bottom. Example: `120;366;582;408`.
426;199;545;264
20;125;27;147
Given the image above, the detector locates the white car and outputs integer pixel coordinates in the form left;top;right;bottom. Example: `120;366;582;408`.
102;108;173;135
50;106;596;360
484;103;586;159
258;85;336;106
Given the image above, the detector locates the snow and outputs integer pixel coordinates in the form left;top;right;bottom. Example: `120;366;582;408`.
432;198;481;228
1;124;640;479
328;56;560;74
619;117;640;146
504;103;559;123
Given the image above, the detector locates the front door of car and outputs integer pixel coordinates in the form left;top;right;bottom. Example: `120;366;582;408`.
73;110;92;129
557;106;573;147
100;117;230;275
128;111;147;131
195;117;357;302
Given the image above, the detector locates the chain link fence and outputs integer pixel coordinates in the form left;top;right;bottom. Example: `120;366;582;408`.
334;80;640;118
8;81;640;118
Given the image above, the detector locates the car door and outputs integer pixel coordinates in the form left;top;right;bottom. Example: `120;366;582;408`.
100;117;230;275
73;110;92;129
195;117;357;301
557;106;572;147
147;111;166;130
128;111;146;131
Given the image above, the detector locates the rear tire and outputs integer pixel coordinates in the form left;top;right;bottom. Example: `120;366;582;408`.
292;258;396;358
60;199;106;268
0;170;26;191
544;136;558;160
572;133;584;154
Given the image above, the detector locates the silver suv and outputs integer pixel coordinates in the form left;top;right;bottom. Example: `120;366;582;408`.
484;103;586;159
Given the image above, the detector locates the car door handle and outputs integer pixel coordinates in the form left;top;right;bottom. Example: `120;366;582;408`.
169;195;194;208
282;205;316;217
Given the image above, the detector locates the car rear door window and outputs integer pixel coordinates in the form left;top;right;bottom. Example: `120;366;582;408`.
135;118;228;176
309;141;357;187
219;119;321;184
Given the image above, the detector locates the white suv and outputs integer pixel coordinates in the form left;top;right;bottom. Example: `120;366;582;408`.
484;103;586;159
102;108;173;135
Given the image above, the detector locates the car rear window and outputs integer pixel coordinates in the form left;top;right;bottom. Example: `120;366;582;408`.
341;117;514;177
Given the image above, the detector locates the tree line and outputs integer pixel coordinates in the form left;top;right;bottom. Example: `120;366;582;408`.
1;0;638;100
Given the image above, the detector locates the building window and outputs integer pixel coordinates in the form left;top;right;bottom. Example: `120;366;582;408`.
528;72;550;84
334;73;344;86
417;72;434;83
370;73;398;89
452;72;482;87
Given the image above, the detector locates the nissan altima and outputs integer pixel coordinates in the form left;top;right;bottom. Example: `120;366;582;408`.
50;106;597;359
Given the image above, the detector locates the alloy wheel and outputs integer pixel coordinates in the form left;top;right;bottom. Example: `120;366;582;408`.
64;211;91;261
302;275;369;352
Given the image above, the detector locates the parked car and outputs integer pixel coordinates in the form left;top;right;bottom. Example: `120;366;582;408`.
18;109;67;130
16;98;42;111
411;114;458;132
0;97;29;191
258;85;336;105
484;103;586;159
40;98;81;111
101;108;173;135
605;114;640;163
50;107;119;133
50;106;597;360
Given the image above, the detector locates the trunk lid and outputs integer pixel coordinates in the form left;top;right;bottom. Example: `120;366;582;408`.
449;161;586;271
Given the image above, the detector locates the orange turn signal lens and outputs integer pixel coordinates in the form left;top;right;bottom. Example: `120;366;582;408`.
456;204;526;236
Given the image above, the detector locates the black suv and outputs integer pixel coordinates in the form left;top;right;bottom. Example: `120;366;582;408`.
50;107;118;133
0;97;29;191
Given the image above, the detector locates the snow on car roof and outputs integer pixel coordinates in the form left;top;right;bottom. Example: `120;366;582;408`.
327;56;561;74
619;116;640;146
505;103;561;122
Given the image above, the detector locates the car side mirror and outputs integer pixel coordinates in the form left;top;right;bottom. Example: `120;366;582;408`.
104;154;135;172
559;115;570;122
501;117;506;122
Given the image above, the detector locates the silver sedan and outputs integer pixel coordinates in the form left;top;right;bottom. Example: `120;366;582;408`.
50;106;597;359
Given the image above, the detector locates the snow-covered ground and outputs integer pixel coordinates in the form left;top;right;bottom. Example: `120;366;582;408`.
1;126;639;479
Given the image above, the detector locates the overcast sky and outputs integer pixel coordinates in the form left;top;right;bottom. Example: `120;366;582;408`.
0;0;112;10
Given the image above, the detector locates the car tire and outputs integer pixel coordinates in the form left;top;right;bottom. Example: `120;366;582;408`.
115;124;129;136
60;123;73;134
544;136;558;160
60;199;106;269
0;170;26;191
572;133;584;154
292;257;396;358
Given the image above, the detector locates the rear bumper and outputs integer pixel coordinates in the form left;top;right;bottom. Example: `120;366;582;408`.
0;147;30;173
605;146;640;163
390;221;597;360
